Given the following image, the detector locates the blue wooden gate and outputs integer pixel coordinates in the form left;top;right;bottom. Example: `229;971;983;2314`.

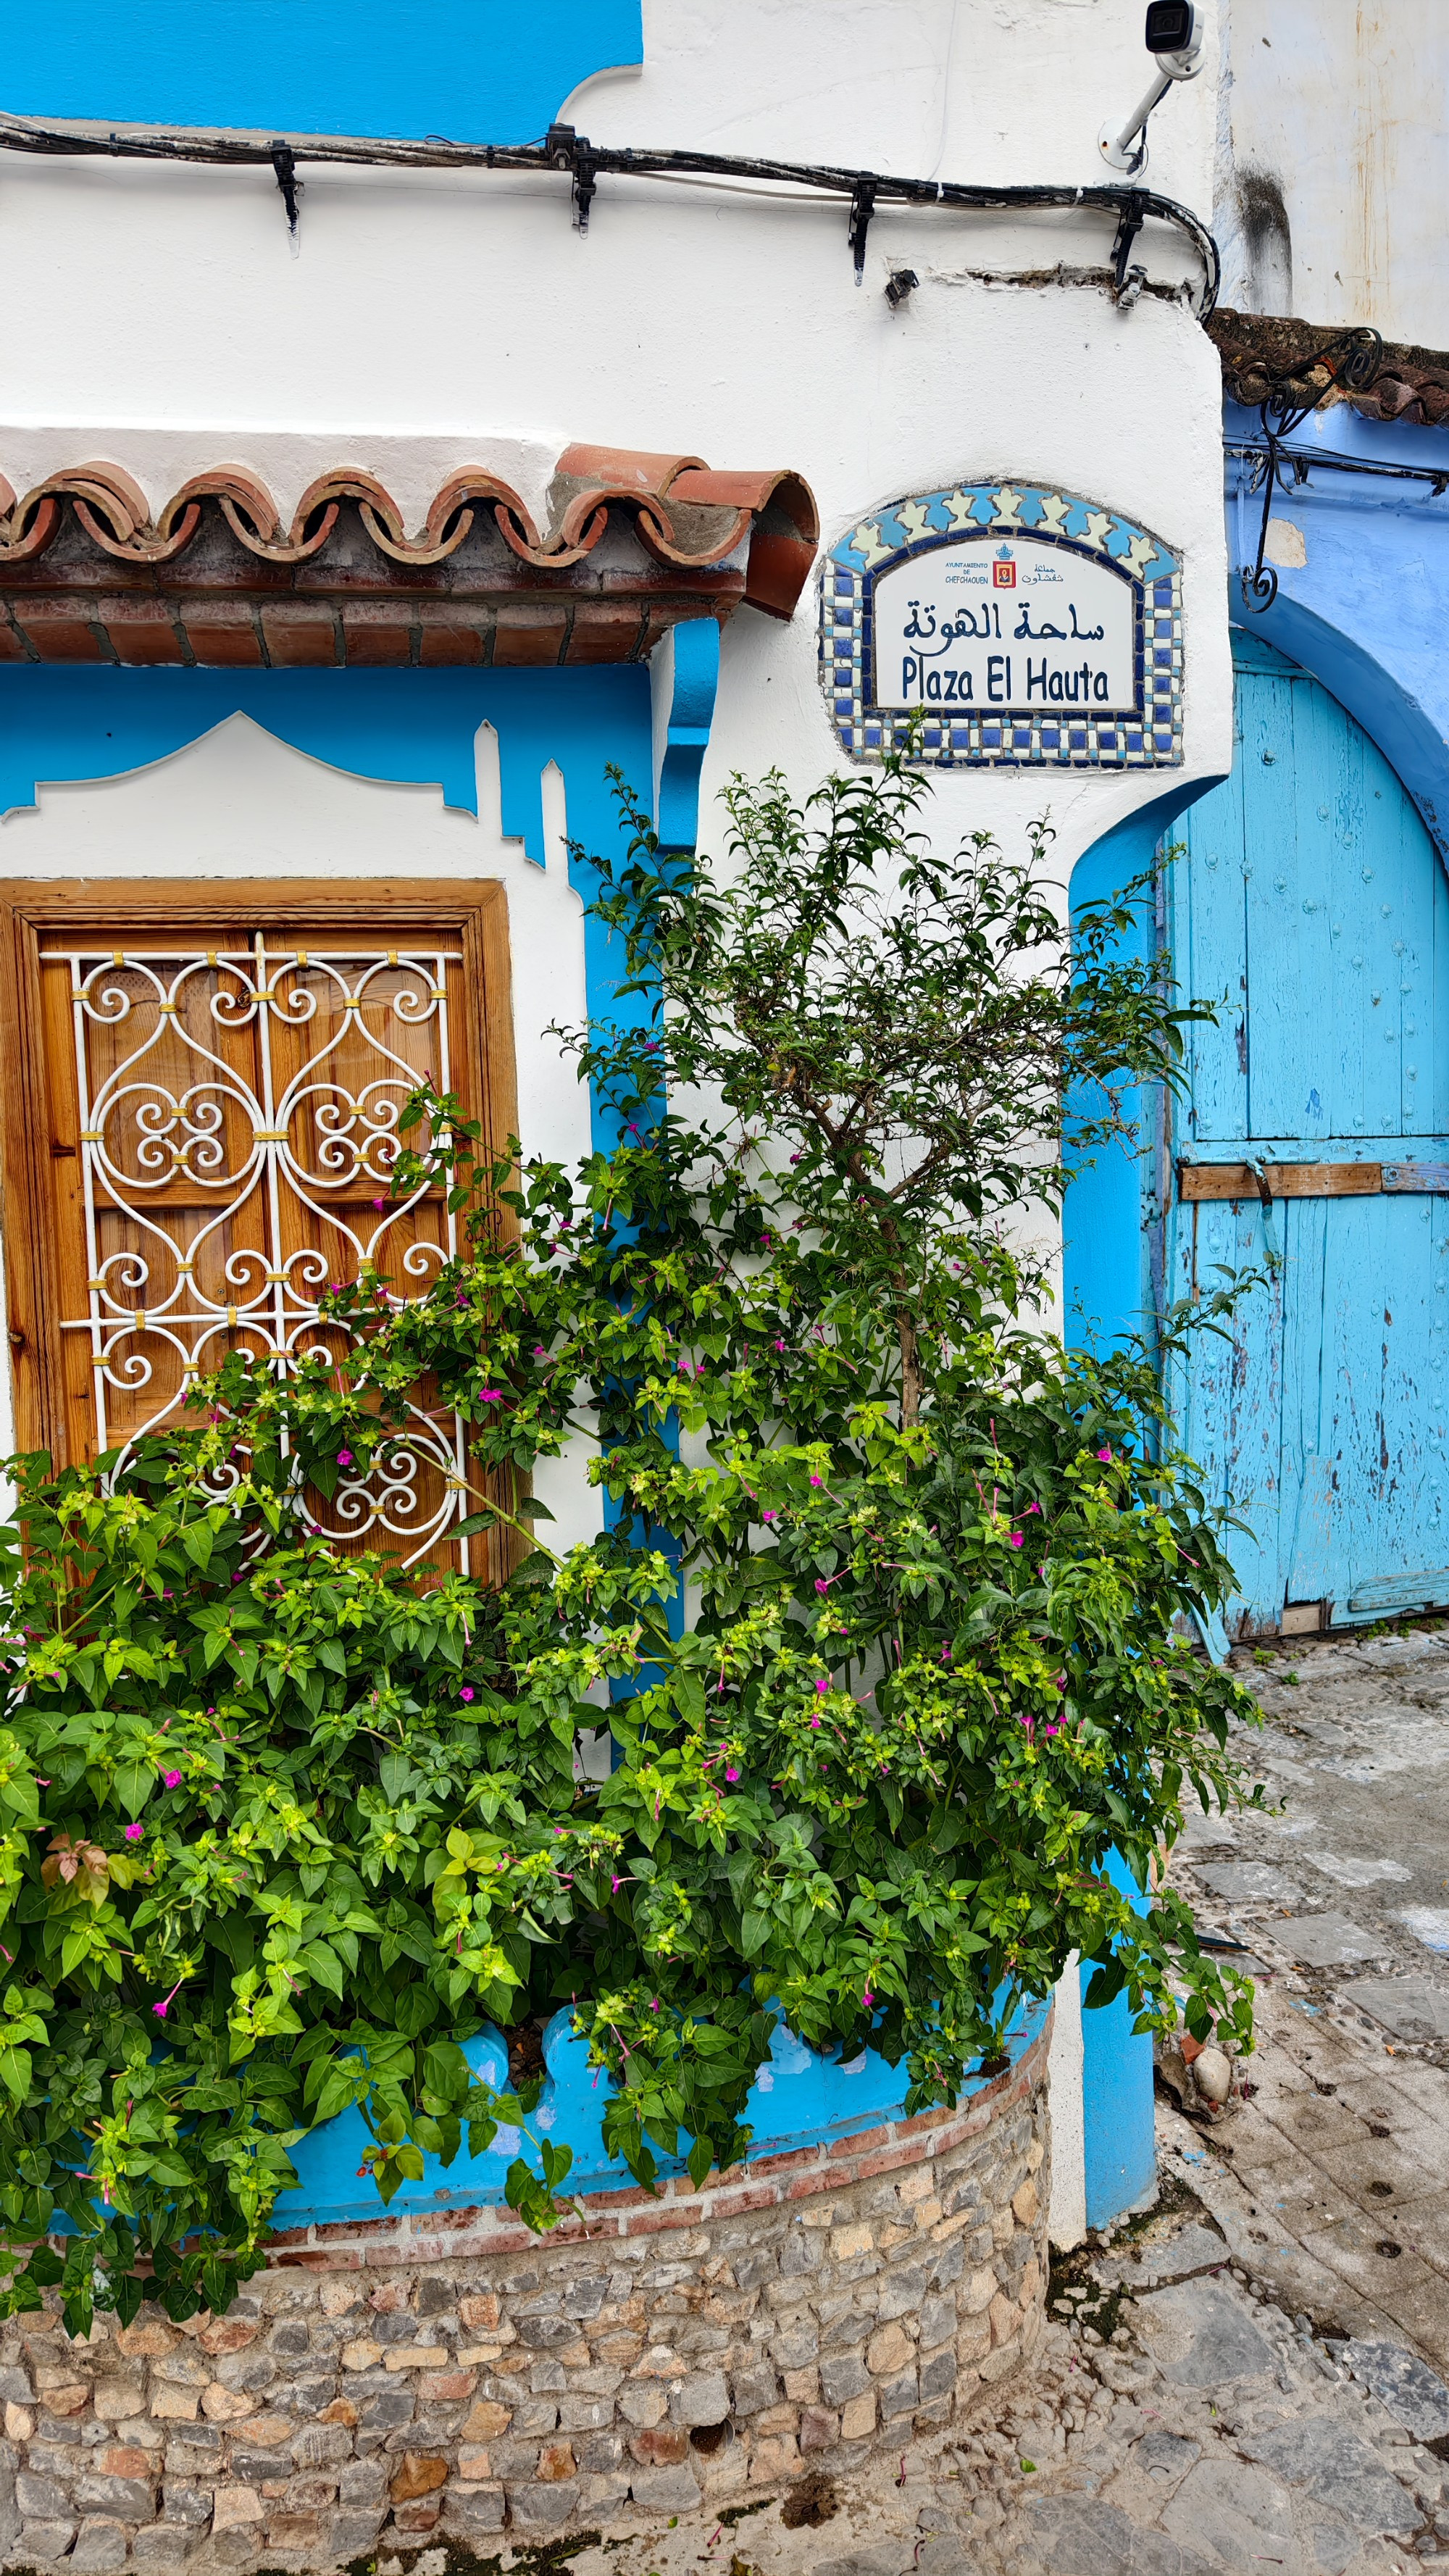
1165;630;1449;1636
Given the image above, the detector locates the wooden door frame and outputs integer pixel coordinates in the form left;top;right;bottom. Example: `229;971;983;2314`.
0;877;519;1467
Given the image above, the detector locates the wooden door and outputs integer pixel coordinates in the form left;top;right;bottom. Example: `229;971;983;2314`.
0;882;517;1578
1164;632;1449;1634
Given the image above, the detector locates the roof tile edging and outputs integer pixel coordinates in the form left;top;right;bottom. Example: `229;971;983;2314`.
0;449;819;625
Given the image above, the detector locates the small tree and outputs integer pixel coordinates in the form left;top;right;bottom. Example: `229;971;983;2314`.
0;759;1258;2332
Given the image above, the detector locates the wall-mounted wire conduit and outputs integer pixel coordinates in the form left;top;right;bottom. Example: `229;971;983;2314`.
0;109;1221;314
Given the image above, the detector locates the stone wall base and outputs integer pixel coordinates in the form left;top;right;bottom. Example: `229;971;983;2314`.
0;2019;1050;2571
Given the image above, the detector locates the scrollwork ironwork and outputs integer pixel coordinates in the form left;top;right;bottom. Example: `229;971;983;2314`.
54;933;474;1570
1233;326;1385;613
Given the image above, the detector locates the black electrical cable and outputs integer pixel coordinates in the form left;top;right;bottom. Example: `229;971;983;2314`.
1227;437;1449;496
0;109;1221;315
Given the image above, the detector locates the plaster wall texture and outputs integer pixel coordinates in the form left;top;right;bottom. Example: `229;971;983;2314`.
1214;0;1449;349
0;2030;1051;2570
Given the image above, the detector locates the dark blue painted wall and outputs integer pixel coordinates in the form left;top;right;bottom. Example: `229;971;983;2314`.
1226;400;1449;856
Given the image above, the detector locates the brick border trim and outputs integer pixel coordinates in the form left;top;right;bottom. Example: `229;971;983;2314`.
262;2011;1053;2273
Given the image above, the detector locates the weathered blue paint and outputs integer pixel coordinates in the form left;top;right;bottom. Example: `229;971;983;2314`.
4;1;643;146
1080;1855;1156;2228
1064;780;1226;1361
1226;400;1449;856
1164;630;1449;1634
275;1994;1051;2231
653;618;722;851
0;665;655;1156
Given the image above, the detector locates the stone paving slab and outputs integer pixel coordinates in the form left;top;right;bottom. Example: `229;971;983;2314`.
1279;1912;1390;1967
1199;1862;1303;1904
1096;2223;1230;2291
1353;1977;1449;2043
1338;2338;1449;2440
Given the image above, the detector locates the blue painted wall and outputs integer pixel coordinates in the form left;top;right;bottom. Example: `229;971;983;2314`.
4;1;642;146
277;1995;1052;2230
1080;1854;1156;2230
1064;783;1225;2229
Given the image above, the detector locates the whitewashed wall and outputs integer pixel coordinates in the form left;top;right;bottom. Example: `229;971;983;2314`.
1214;0;1449;346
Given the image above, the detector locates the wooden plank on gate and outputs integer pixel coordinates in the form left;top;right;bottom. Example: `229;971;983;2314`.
1382;1162;1449;1193
1178;1161;1383;1201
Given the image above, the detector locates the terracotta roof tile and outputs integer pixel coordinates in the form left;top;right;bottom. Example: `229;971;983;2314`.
1208;308;1449;430
0;447;819;667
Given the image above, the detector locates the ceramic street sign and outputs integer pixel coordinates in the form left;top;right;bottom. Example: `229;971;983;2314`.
821;481;1182;771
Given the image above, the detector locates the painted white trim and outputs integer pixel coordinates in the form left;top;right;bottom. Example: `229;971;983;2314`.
1048;1951;1087;2249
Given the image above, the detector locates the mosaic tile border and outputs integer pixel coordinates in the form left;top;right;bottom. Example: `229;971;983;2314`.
820;481;1183;772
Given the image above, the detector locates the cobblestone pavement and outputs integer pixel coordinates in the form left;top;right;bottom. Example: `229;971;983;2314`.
485;2173;1448;2576
472;2183;1445;2576
411;1627;1449;2576
1166;1625;1449;2369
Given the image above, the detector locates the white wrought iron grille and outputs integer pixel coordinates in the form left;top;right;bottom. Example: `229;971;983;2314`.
49;933;478;1570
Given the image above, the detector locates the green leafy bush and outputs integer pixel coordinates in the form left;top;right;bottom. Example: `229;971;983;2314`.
0;760;1259;2333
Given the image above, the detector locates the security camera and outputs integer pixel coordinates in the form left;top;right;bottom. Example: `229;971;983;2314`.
1099;1;1203;174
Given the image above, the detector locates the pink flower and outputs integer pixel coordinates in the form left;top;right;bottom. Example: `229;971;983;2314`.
809;1475;822;1488
1009;1533;1024;1548
479;1391;504;1404
773;1338;786;1352
809;1717;822;1730
1096;1446;1113;1463
1024;1501;1041;1515
124;1824;144;1843
337;1448;354;1467
153;2001;168;2019
814;1678;829;1696
533;1345;547;1358
863;1988;874;2007
459;1687;475;1703
814;1578;830;1595
650;1998;660;2014
162;1770;182;1788
611;1875;622;1892
372;1196;387;1212
761;1509;777;1524
726;1767;740;1783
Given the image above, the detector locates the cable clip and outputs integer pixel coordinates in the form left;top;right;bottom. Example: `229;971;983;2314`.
546;123;598;233
848;175;877;285
271;141;303;244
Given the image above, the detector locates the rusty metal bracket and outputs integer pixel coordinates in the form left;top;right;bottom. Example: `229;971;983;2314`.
270;140;302;238
1108;191;1148;305
1235;325;1384;612
545;123;598;233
